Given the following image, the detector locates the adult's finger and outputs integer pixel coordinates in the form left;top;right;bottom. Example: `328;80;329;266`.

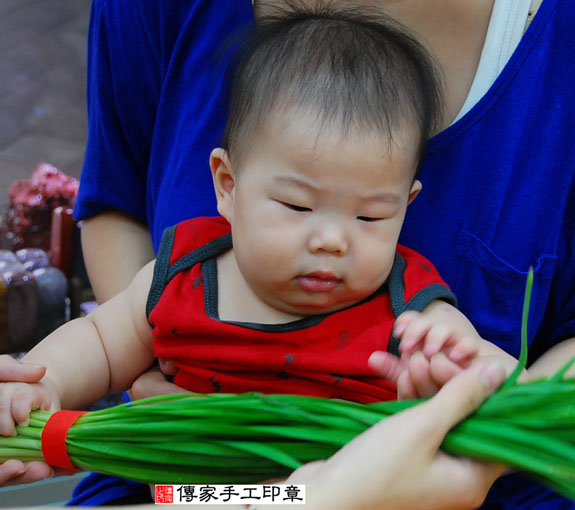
0;460;53;487
0;356;46;383
158;358;178;376
129;366;186;401
415;361;506;437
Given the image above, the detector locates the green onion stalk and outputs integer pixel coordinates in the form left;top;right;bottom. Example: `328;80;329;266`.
0;270;574;499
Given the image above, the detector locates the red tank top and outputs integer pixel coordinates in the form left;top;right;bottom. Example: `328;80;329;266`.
148;217;455;403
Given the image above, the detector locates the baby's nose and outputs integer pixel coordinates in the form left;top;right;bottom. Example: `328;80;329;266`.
309;223;348;255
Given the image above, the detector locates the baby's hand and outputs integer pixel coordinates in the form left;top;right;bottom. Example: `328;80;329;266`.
0;357;67;486
370;302;520;399
394;307;481;366
370;350;468;399
0;381;55;436
370;302;497;399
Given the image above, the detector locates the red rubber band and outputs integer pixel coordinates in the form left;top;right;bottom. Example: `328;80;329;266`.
41;410;87;470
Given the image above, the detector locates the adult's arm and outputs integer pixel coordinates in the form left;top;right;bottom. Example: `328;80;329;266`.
528;338;575;379
75;0;163;299
81;211;154;303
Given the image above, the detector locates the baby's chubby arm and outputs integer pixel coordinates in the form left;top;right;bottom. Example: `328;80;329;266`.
0;260;157;436
370;301;519;399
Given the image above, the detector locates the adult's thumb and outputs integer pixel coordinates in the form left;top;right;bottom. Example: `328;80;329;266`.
422;361;506;434
0;355;46;382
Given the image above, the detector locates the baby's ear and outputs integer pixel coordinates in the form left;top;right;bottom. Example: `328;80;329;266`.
407;179;422;205
210;148;235;222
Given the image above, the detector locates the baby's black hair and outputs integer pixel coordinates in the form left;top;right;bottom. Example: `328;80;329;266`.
222;1;443;176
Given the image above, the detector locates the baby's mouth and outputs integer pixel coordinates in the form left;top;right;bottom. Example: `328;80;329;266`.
296;271;342;292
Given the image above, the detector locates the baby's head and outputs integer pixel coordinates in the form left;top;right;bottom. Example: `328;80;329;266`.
210;3;442;316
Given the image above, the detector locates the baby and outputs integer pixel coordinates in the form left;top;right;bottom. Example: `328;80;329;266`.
0;4;515;437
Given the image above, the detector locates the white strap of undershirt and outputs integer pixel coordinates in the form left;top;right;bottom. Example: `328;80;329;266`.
453;0;532;123
252;0;531;124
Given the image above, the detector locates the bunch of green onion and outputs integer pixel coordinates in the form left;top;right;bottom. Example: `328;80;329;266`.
0;271;573;499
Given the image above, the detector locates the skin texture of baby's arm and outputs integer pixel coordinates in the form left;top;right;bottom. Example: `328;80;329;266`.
0;260;156;436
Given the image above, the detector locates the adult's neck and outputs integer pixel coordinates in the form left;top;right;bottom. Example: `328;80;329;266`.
254;0;496;129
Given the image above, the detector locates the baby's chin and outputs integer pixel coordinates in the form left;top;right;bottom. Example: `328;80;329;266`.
254;284;382;320
276;294;371;317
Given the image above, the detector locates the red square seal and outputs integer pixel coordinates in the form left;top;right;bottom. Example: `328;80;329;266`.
155;485;174;504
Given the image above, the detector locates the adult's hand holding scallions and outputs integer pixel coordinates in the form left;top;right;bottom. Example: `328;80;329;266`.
0;355;75;486
270;361;507;510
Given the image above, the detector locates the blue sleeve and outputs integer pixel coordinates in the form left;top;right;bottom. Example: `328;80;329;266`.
67;473;151;506
74;0;163;223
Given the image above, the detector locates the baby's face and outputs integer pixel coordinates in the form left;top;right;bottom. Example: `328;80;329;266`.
222;112;421;316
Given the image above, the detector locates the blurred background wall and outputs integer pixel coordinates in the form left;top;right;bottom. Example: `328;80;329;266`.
0;0;91;212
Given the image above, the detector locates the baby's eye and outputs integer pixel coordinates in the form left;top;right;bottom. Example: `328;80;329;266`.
281;202;312;212
357;216;382;222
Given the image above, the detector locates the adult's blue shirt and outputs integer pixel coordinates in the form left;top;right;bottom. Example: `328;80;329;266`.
73;0;575;508
76;0;251;246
